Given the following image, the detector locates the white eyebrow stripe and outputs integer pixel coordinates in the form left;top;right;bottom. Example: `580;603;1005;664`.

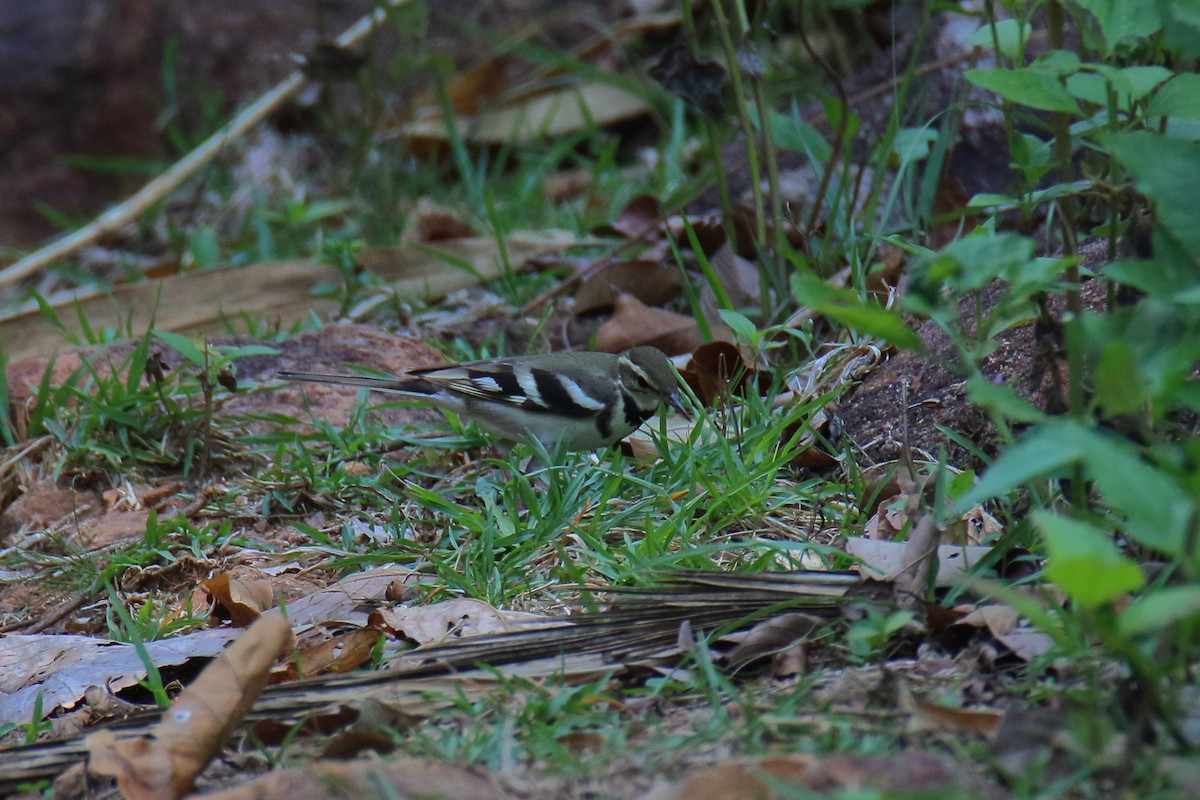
515;366;544;406
622;358;652;385
559;375;607;410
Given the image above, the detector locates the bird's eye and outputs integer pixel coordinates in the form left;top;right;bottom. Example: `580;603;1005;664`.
636;375;651;389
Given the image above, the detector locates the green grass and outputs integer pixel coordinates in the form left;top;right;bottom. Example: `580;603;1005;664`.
6;1;1200;796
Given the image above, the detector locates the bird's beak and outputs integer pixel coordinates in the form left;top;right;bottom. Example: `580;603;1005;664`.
666;390;692;420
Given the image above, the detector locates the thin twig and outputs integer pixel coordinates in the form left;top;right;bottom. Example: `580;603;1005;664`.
0;0;411;290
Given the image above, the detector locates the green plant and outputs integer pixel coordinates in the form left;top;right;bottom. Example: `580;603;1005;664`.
796;0;1200;772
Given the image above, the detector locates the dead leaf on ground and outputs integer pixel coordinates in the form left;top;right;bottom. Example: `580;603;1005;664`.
593;194;663;238
279;627;381;680
192;757;516;800
543;168;595;204
404;80;651;147
679;340;755;405
594;293;708;354
641;751;1002;800
574;258;682;316
278;564;424;628
720;612;825;674
86;613;292;800
369;598;556;646
846;536;993;588
909;697;1004;737
0;629;240;726
956;605;1055;662
201;573;276;627
703;240;764;311
1;233;572;364
401;198;476;242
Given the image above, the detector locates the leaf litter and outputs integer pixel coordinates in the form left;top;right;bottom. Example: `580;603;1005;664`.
0;1;1169;798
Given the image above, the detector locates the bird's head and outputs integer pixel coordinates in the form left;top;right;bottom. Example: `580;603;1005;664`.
618;346;689;418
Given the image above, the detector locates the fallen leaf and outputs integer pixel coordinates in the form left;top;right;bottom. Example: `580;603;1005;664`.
279;565;424;628
679;340;753;405
910;698;1004;737
957;605;1055;662
0;629;240;725
641;752;1002;800
594;293;705;354
721;612;825;671
281;627;381;680
201;573;275;627
846;536;994;587
574;258;682;315
593;194;663;238
189;757;516;800
369;598;554;646
86;614;292;800
405;80;651;146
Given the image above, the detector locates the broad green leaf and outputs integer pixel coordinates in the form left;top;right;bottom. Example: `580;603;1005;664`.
1068;66;1172;108
1103;132;1200;259
1094;341;1144;416
967;193;1015;208
965;67;1082;114
1076;0;1164;52
1038;512;1144;608
1158;0;1200;58
1066;71;1111;107
790;273;921;351
153;330;206;367
1120;66;1174;102
1146;74;1200;120
968;19;1031;62
1119;586;1200;636
891;128;939;167
1083;438;1194;556
916;233;1036;293
965;374;1047;423
216;344;280;358
1031;50;1083;77
718;309;758;343
953;422;1093;512
767;109;832;162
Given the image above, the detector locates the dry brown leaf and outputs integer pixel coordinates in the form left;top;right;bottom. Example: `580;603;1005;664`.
369;598;555;646
949;504;1004;545
845;537;994;588
594;293;705;354
0;629;240;725
544;169;595;203
705;241;763;310
282;627;381;680
405;80;651;146
279;565;424;628
957;605;1055;662
910;698;1004;737
190;757;515;800
679;341;753;405
642;752;1000;800
201;573;275;627
85;614;292;800
594;194;663;238
721;612;825;672
574;258;682;316
1;232;572;363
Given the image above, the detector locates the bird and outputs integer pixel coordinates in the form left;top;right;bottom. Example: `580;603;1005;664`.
278;346;689;451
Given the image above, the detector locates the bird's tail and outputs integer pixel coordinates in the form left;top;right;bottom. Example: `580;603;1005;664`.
277;371;434;396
